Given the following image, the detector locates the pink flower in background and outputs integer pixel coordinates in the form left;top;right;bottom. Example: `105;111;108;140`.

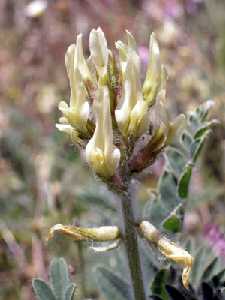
138;46;149;69
163;0;183;18
143;0;204;21
143;0;183;21
204;223;225;259
185;0;204;14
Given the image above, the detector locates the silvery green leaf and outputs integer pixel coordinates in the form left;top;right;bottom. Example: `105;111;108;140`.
96;266;133;300
180;131;193;153
143;195;167;228
159;171;179;211
33;279;56;300
77;189;116;212
191;131;210;163
195;100;214;122
50;257;70;300
165;147;186;176
64;283;76;300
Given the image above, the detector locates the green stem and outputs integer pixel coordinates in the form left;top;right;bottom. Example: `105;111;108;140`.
77;242;87;298
120;191;146;300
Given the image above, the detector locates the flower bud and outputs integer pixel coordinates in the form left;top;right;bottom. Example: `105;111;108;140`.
143;33;162;106
75;34;92;82
89;27;109;81
86;85;120;178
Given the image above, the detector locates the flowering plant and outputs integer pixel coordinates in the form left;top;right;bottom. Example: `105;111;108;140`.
34;28;216;300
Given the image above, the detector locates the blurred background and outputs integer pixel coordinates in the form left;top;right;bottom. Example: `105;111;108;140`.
0;0;225;299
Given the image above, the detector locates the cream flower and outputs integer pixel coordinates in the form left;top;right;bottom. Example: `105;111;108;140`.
115;30;138;78
140;221;193;288
115;32;148;138
143;33;162;106
86;85;120;177
75;34;92;82
55;123;82;145
58;38;90;133
89;27;109;80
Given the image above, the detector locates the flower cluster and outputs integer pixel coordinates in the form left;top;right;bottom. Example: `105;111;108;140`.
57;28;184;180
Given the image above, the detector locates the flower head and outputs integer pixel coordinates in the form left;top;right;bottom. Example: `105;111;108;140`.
57;28;182;179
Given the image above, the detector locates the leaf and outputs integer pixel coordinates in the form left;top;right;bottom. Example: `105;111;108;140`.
190;247;214;288
33;258;76;300
33;279;56;300
159;171;179;211
64;283;76;300
194;125;210;140
163;215;181;233
188;100;214;131
165;285;186;300
77;190;116;212
96;266;133;300
196;100;214;122
180;131;193;153
201;257;218;282
212;268;225;284
143;196;168;228
178;164;192;198
165;147;186;176
50;257;70;300
191;132;209;163
151;269;169;300
185;240;225;288
187;100;214;137
144;171;182;231
143;101;214;232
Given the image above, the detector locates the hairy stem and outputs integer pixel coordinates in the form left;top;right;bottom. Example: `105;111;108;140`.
120;191;146;300
77;242;87;298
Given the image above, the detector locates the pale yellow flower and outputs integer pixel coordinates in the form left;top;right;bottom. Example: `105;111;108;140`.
49;224;120;241
140;221;193;288
55;124;82;145
115;32;148;138
58;36;91;133
89;27;109;80
143;33;162;106
86;85;120;177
